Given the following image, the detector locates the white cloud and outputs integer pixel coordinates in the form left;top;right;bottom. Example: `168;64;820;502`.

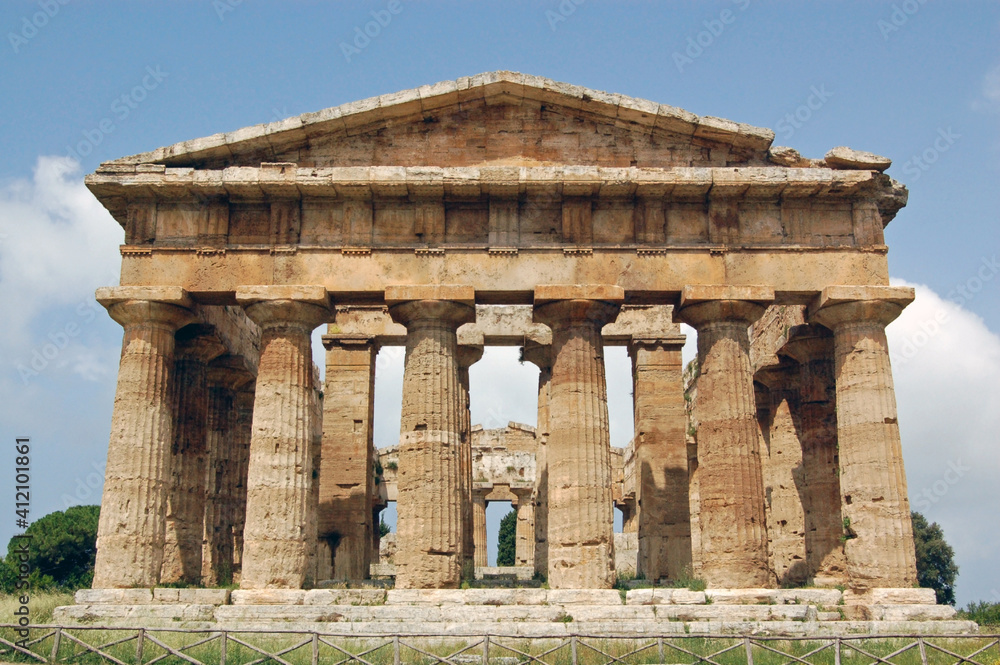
888;278;1000;605
974;62;1000;113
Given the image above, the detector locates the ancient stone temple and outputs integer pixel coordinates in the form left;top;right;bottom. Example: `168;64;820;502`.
85;72;923;600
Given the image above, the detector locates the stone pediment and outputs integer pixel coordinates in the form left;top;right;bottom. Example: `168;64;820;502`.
101;71;777;170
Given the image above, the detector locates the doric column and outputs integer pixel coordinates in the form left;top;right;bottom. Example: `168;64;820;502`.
388;285;476;589
457;340;484;578
676;285;774;588
810;286;918;588
782;325;848;586
92;287;195;589
318;333;379;581
628;333;692;583
533;285;622;589
231;387;254;581
161;330;226;585
513;488;535;567
521;343;551;579
755;362;808;587
472;492;488;568
236;286;330;589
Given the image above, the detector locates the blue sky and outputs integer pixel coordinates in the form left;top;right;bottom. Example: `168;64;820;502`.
0;1;997;604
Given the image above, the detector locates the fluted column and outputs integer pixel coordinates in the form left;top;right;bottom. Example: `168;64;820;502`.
457;341;484;578
318;334;379;581
473;492;489;568
236;286;330;589
810;286;918;588
756;362;808;587
533;285;622;589
676;285;774;588
92;287;195;588
201;358;254;587
161;332;226;585
782;326;847;586
388;285;476;589
513;489;535;567
522;344;551;579
628;334;692;583
231;387;254;581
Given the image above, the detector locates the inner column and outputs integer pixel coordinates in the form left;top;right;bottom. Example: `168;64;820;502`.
533;285;622;589
521;343;551;580
388;285;476;589
457;339;484;579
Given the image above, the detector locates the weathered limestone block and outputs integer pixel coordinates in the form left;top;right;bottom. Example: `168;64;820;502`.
152;588;231;604
534;286;622;589
93;287;195;589
628;334;691;582
810;286;918;589
513;488;535;567
76;588;155;605
842;587;937;605
236;286;330;589
231;589;307;605
825;146;892;171
318;334;378;581
389;286;476;589
625;589;707;605
677;285;774;589
706;588;780;605
781;326;848;586
161;332;226;585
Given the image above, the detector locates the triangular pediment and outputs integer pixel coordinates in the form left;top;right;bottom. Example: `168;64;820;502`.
103;72;776;170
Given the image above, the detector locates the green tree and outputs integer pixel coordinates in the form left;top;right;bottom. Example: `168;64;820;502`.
1;505;100;593
496;509;517;567
379;518;391;537
912;511;958;605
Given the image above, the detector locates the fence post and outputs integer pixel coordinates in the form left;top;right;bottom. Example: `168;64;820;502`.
571;636;578;665
483;635;490;665
834;637;841;665
135;628;145;665
312;632;319;665
657;637;664;664
394;635;400;665
744;637;754;665
918;638;928;665
48;627;61;664
220;631;227;665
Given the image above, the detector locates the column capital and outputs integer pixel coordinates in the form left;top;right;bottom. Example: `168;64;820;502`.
236;285;330;330
457;343;484;369
521;342;552;370
389;300;476;328
780;324;834;364
677;285;774;328
627;334;687;359
533;285;623;328
97;286;196;331
809;285;914;330
754;359;799;391
175;325;228;364
321;333;378;351
206;355;256;390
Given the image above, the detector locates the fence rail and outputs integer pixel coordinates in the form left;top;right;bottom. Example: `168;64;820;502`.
1;625;998;665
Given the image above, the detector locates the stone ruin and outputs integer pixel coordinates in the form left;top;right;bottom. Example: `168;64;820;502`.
61;72;974;633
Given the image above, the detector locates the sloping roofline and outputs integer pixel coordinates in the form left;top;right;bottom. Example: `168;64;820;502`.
102;71;776;168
